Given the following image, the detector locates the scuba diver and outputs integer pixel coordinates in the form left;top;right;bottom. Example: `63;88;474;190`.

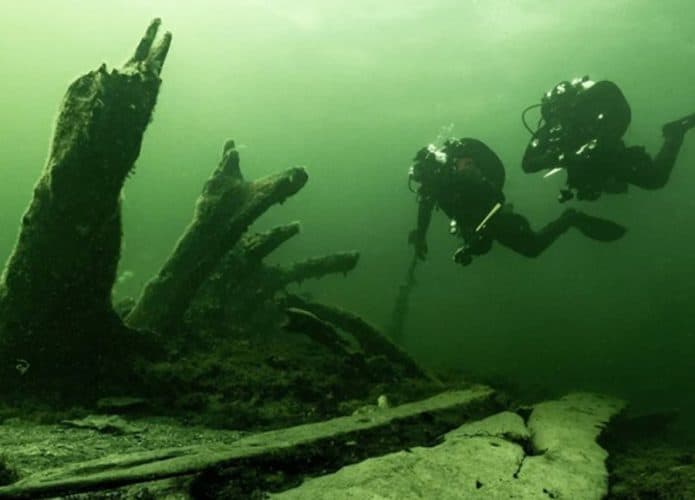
407;138;626;266
521;76;695;202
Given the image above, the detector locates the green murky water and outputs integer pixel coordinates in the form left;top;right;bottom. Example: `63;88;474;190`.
1;1;694;422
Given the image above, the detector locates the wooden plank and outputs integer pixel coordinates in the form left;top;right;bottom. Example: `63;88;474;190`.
271;392;625;500
0;386;495;499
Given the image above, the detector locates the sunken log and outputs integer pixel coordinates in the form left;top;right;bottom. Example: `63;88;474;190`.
0;19;171;388
273;393;625;499
124;141;308;333
0;387;496;499
282;307;351;356
285;294;437;383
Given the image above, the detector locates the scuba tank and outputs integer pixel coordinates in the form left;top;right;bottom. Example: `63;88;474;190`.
542;78;631;146
522;76;632;201
409;138;505;194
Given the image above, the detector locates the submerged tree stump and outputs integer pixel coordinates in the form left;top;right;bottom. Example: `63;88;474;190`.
0;18;430;414
0;19;171;391
124;140;308;334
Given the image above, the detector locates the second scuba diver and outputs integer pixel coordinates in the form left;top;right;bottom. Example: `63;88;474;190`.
407;138;626;266
522;76;695;202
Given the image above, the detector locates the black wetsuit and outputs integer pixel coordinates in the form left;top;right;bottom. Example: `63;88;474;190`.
414;169;575;262
410;138;600;265
523;79;690;201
